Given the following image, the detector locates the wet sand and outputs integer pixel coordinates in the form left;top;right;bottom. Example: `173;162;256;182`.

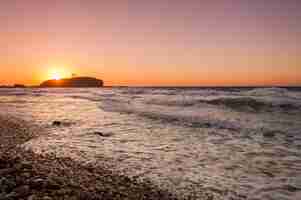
0;115;186;200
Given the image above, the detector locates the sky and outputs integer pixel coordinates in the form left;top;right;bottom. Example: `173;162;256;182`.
0;0;300;86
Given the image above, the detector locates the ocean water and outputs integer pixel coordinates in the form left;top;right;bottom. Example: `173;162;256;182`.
0;87;301;199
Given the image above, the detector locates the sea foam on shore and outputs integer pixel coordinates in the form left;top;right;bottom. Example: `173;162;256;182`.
1;87;301;199
0;115;180;200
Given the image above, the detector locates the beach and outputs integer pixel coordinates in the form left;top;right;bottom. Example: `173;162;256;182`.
0;115;181;200
0;87;301;200
2;0;300;198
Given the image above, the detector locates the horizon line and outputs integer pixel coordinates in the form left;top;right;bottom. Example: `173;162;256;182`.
1;84;301;88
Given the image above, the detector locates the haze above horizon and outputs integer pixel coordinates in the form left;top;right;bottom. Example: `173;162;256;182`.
0;0;300;86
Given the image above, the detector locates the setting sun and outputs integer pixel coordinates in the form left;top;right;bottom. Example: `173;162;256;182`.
47;68;71;81
51;73;62;80
0;1;301;199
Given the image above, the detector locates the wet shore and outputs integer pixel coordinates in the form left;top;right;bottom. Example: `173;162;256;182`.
0;115;185;200
1;87;301;199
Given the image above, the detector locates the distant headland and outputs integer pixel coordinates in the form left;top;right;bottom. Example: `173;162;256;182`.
40;77;104;88
0;84;27;88
0;77;104;88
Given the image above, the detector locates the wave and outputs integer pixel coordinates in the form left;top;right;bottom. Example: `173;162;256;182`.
144;97;202;107
99;98;242;131
242;87;301;99
143;95;301;113
67;95;104;102
122;88;238;97
33;87;301;114
200;97;270;111
199;97;301;113
244;87;289;96
0;89;28;96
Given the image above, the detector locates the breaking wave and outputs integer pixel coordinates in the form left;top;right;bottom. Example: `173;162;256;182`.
198;97;301;113
142;96;301;114
243;87;293;97
99;98;248;131
1;87;301;200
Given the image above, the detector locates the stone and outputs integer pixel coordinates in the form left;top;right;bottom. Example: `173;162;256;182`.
14;185;30;197
93;131;111;137
15;163;24;170
46;179;61;190
0;168;16;176
0;193;5;200
21;172;31;179
0;177;16;193
284;185;299;192
42;196;52;200
27;194;37;200
94;131;104;136
263;131;276;138
56;189;68;195
30;178;45;189
3;191;18;200
52;121;62;126
20;161;33;169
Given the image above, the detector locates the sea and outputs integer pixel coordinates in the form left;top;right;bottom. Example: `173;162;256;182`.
0;87;301;199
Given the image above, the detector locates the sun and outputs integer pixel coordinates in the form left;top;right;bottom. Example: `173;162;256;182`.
48;68;69;80
46;67;72;81
51;73;62;80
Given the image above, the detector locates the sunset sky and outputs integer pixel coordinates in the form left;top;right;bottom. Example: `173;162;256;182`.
0;0;300;86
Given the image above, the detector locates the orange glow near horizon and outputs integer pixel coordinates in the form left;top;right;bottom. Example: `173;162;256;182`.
0;1;300;87
0;62;300;87
46;68;71;81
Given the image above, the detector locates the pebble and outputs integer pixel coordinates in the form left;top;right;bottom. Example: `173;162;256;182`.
30;178;45;189
0;168;16;176
0;177;16;193
285;185;299;192
43;196;52;200
263;131;276;138
21;172;31;179
94;131;112;137
4;191;18;200
14;185;30;197
27;194;37;200
0;116;178;200
46;179;61;190
52;121;62;126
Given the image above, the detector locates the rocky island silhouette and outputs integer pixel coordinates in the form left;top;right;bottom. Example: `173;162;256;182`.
40;77;103;88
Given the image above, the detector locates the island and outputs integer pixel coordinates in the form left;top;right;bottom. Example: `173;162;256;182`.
40;77;104;88
0;84;27;88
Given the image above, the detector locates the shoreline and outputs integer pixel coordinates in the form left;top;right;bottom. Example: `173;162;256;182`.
0;115;182;200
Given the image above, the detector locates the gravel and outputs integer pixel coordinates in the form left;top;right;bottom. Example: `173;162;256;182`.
0;115;181;200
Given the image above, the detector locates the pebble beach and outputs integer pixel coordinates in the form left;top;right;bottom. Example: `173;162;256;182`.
0;115;183;200
1;87;301;200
